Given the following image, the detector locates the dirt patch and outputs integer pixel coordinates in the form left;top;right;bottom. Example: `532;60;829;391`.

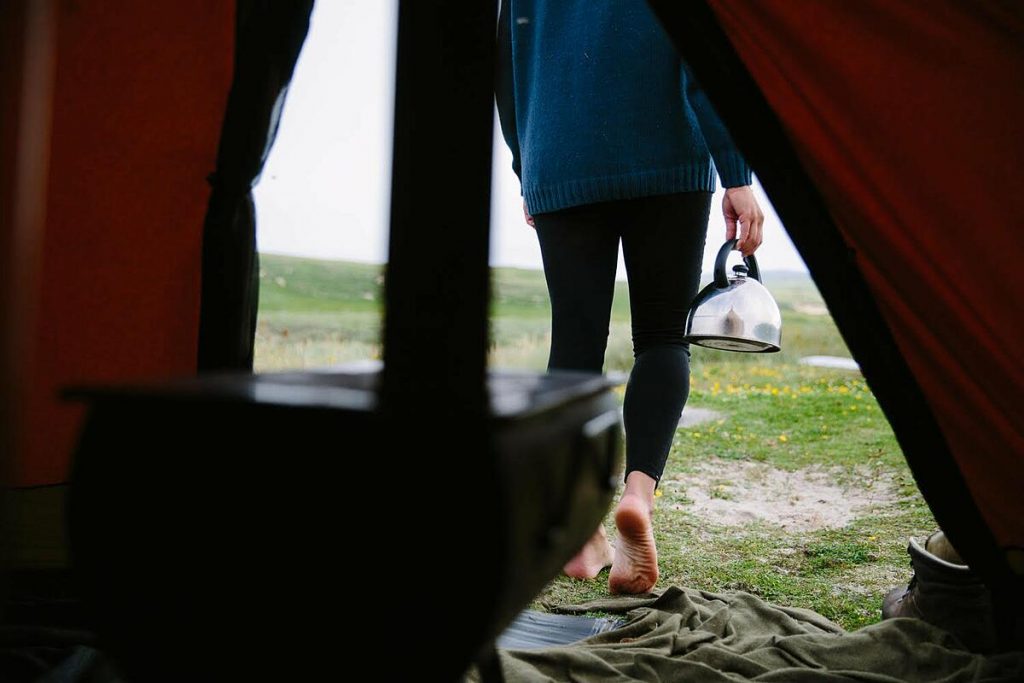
793;302;829;316
799;355;860;371
662;458;899;532
619;406;724;428
678;407;724;428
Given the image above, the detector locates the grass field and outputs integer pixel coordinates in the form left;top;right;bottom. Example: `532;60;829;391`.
255;252;935;630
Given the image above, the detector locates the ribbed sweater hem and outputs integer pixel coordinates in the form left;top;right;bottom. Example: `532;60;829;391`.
525;165;717;215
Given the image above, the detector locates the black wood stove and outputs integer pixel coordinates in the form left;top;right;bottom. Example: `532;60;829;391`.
69;366;621;680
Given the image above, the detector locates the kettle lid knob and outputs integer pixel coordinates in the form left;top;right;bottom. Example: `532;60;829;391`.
732;264;749;277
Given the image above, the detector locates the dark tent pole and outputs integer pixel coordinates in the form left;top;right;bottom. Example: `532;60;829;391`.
197;1;313;372
380;0;496;416
645;0;1020;622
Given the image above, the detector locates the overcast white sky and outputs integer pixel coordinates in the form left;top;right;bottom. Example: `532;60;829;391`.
253;0;808;277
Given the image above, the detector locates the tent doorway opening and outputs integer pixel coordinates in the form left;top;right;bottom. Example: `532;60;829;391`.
249;0;932;632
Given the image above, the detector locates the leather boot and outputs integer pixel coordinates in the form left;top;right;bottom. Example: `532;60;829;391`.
882;531;996;652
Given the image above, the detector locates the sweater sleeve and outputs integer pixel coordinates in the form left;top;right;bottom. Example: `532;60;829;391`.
681;61;752;188
495;0;522;182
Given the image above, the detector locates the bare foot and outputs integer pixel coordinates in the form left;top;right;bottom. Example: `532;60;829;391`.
609;493;658;594
563;526;614;579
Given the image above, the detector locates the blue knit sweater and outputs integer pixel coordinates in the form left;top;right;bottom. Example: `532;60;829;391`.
496;0;751;215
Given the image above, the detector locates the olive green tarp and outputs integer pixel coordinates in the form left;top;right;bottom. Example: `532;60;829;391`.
472;587;1024;682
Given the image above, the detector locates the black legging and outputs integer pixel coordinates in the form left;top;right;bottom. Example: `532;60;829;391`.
533;192;711;483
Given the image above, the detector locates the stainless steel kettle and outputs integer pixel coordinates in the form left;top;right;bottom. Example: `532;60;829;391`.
683;239;782;352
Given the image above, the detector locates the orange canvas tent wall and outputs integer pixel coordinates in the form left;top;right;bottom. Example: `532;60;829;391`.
2;0;233;565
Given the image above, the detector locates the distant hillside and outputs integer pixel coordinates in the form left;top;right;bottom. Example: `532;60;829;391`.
258;253;821;318
258;253;383;313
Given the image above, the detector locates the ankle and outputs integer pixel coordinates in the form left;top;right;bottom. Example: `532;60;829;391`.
622;471;657;509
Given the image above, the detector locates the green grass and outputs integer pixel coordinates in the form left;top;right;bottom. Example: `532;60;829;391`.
254;252;934;631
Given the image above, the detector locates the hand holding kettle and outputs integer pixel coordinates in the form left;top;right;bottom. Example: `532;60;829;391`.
724;186;764;257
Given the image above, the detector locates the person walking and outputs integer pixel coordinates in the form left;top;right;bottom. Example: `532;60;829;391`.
496;0;765;594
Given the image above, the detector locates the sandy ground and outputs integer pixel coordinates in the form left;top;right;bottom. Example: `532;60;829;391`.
678;407;725;428
663;458;900;532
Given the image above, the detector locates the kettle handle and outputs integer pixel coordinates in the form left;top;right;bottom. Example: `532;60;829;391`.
714;239;762;288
